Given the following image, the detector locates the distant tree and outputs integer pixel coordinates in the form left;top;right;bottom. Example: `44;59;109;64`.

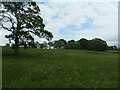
27;41;37;48
66;40;75;49
34;41;40;48
77;38;89;50
66;40;80;49
59;39;67;49
108;46;118;50
1;2;53;55
48;41;54;49
118;47;120;50
107;46;113;50
89;38;108;51
53;39;67;49
42;41;48;49
53;40;62;49
39;44;44;49
112;46;117;50
39;42;48;49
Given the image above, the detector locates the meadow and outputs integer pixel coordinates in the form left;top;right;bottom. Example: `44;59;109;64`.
2;47;118;88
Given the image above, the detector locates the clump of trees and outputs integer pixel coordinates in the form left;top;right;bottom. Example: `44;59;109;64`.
51;38;108;51
25;38;117;51
88;38;108;51
65;40;80;49
107;46;118;50
53;39;67;49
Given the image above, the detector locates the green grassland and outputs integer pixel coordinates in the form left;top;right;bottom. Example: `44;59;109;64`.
2;47;118;88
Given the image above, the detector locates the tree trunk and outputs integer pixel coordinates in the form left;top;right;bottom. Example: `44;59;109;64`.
15;46;18;56
15;37;19;56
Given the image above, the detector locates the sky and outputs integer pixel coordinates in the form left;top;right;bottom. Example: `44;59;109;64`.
0;0;118;46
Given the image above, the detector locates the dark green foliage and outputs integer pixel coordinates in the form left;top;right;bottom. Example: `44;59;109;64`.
53;39;67;49
89;38;108;51
48;42;54;49
1;2;53;55
51;38;108;51
53;40;62;49
28;41;37;48
108;46;118;50
77;38;89;50
66;40;80;49
37;41;48;49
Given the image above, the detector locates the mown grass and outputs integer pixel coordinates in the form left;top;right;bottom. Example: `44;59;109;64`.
2;46;118;88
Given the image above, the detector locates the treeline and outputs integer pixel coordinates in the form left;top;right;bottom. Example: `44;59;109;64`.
47;38;117;51
13;38;119;51
6;38;118;51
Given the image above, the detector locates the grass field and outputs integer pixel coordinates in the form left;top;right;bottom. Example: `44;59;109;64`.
2;47;118;88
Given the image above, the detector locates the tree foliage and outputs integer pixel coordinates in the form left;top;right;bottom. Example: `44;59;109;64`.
48;42;54;49
1;2;53;55
66;40;80;49
108;46;118;50
88;38;108;51
49;38;109;51
77;38;89;50
52;39;67;49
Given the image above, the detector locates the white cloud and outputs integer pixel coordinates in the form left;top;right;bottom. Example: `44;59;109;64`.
0;29;10;46
38;2;118;46
73;27;118;45
1;1;118;46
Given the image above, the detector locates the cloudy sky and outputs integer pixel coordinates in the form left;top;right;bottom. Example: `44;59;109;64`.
0;0;118;46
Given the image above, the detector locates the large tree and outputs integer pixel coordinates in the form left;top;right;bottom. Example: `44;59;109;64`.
53;39;67;49
1;2;53;55
66;40;80;49
48;41;54;49
77;38;89;50
89;38;108;51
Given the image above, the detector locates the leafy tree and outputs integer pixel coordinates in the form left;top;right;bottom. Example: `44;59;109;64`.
43;41;48;49
89;38;108;51
1;2;53;55
34;41;40;48
39;44;44;49
108;46;118;50
59;39;67;49
53;40;62;49
66;40;80;49
39;41;48;49
48;41;54;49
112;46;118;50
53;39;67;49
77;38;89;50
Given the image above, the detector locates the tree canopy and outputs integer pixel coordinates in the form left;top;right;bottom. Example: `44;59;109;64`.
78;38;89;50
43;38;110;51
1;2;53;55
88;38;108;51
